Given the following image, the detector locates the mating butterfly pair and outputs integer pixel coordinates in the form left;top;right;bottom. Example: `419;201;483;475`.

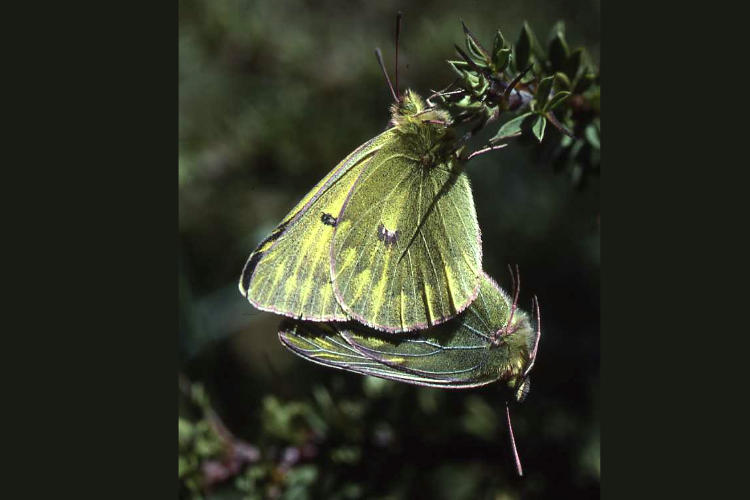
240;89;539;399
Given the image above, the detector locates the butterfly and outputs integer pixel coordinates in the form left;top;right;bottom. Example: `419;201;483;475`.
239;86;483;333
277;270;540;396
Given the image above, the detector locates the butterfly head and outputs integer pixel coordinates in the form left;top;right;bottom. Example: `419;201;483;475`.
491;303;541;403
389;89;452;129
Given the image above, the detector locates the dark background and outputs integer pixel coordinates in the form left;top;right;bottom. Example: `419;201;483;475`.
179;0;600;498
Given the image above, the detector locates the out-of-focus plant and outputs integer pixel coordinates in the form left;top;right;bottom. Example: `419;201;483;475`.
179;379;261;498
179;374;544;499
179;377;375;499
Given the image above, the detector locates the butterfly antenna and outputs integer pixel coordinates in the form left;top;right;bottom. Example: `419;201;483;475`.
505;264;520;335
394;11;402;99
492;264;520;344
426;84;462;106
506;403;524;477
375;48;398;103
525;295;542;376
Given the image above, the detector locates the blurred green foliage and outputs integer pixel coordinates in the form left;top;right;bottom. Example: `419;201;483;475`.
179;0;599;498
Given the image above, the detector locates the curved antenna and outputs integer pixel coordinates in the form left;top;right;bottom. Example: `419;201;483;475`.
374;48;398;103
394;11;402;98
506;403;524;476
509;264;520;330
491;264;521;344
503;264;521;336
426;83;462;106
524;295;542;377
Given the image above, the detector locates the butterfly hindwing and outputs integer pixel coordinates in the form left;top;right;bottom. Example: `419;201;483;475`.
278;272;540;390
239;131;394;321
330;135;482;333
278;318;491;388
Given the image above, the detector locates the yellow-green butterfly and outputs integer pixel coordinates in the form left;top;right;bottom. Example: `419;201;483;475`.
239;58;483;332
278;269;540;476
277;271;540;395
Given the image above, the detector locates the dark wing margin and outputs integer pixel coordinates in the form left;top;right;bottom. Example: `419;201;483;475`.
239;220;291;296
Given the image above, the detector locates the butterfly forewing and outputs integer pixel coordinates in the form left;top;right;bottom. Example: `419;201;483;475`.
240;131;394;321
330;139;482;333
278;273;539;389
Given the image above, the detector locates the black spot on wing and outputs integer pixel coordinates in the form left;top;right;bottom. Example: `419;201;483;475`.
321;212;338;227
377;223;399;246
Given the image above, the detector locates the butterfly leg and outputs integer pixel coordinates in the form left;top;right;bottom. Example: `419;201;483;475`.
465;143;508;161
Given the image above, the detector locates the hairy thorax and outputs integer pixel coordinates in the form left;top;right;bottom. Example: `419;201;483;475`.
389;90;457;170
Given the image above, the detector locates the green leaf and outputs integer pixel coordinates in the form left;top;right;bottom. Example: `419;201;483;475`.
466;73;489;97
548;26;569;73
493;48;511;71
532;114;547;142
546;91;571;111
565;48;584;79
476;78;489;96
331;446;361;464
286;465;319;486
570;137;585;159
490;112;532;142
574;71;597;93
492;29;505;57
178;456;193;478
554;71;571;90
515;23;531;70
492;30;511;70
447;59;471;75
525;21;546;60
535;74;556;108
571;163;584;186
549;20;566;41
585;122;600;150
462;21;490;65
178;418;195;443
463;395;499;438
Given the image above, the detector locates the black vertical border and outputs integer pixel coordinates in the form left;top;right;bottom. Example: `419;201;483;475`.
62;2;178;497
604;1;742;498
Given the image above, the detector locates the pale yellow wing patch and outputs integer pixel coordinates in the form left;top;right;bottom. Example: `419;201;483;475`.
331;142;482;332
240;131;393;321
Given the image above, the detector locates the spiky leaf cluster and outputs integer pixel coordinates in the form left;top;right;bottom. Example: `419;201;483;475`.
438;21;600;186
